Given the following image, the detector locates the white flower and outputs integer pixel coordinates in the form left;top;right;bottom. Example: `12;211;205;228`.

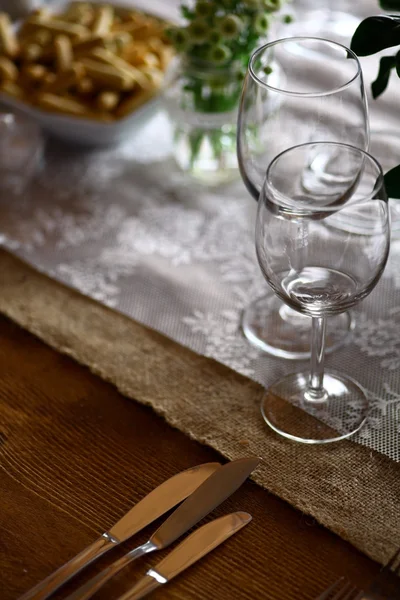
189;18;209;45
218;15;244;40
208;44;232;65
253;13;270;34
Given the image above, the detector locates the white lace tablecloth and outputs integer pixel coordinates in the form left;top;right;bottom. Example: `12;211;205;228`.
0;0;399;462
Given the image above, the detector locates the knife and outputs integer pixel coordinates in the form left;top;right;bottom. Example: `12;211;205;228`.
119;512;252;600
19;462;221;600
65;456;259;600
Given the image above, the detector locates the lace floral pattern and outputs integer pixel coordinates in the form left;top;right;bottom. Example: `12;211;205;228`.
384;239;400;290
352;309;400;372
0;110;399;462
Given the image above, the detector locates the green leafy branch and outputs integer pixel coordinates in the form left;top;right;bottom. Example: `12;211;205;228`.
351;0;400;197
351;0;400;98
383;164;400;197
351;16;400;98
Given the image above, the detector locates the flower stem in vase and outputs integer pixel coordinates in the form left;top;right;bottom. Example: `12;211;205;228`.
164;0;289;184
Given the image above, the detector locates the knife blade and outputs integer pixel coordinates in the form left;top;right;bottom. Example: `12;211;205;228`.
65;456;259;600
19;461;221;600
119;512;252;600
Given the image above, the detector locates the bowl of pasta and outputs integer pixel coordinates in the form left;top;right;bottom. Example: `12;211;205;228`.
0;1;175;145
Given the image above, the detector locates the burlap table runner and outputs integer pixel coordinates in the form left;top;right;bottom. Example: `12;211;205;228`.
0;249;399;565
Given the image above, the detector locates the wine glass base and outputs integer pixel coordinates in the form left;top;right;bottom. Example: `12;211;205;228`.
242;293;353;360
261;371;369;444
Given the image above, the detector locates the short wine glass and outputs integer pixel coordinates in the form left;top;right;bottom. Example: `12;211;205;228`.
237;37;369;359
256;142;390;444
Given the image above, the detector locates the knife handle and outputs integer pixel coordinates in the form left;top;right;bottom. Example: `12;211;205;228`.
118;574;162;600
19;533;119;600
64;540;157;600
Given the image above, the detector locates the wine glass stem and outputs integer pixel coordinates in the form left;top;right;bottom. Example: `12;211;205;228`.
308;316;327;400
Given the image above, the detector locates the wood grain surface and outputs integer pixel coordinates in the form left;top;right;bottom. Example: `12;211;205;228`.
0;315;381;600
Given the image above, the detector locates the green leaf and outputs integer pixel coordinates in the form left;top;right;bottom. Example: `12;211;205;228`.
180;5;195;20
380;0;400;10
350;15;400;56
384;164;400;198
371;55;396;98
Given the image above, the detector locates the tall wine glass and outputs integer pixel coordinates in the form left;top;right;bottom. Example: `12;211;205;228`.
256;142;390;444
237;37;369;359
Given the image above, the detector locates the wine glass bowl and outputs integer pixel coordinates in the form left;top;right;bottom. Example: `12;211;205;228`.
237;37;369;359
256;142;390;443
258;143;389;314
238;37;368;201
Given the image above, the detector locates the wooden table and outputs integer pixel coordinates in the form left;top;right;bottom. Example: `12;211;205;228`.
0;314;380;600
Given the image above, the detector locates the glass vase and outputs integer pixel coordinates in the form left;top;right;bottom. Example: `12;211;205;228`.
164;58;245;186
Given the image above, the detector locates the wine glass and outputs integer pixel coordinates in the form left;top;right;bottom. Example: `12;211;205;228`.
256;142;390;444
237;37;369;359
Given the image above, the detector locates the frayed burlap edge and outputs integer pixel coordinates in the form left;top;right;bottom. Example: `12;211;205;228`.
0;249;399;564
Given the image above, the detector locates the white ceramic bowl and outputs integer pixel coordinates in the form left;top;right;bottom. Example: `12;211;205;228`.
0;0;170;146
0;91;161;147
